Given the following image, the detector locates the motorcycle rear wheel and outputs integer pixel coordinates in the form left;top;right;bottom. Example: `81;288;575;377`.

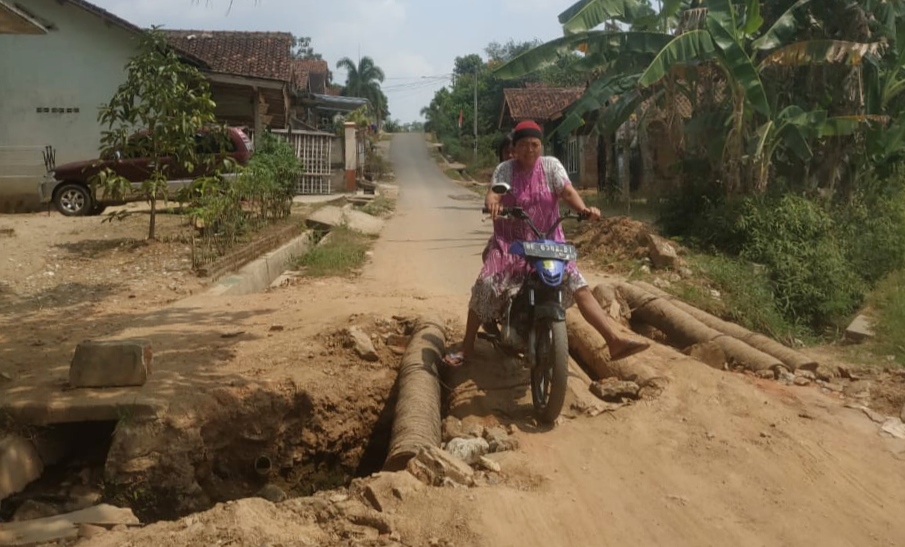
531;320;569;423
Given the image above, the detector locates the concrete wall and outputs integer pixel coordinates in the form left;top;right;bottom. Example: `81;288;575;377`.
0;0;139;211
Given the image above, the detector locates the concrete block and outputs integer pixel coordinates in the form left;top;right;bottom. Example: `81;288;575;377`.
0;435;44;502
69;340;152;388
845;314;875;343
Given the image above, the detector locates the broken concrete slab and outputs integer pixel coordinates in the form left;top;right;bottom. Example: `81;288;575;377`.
0;504;138;546
405;446;474;487
305;205;385;236
0;435;43;502
845;314;875;343
69;340;152;388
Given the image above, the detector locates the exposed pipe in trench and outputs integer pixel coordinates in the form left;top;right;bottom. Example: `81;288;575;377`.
383;315;446;471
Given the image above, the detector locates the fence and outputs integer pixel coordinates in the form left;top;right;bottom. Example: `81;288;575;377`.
271;128;334;195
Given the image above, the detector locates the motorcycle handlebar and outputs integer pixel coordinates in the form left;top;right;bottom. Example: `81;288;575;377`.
482;206;591;222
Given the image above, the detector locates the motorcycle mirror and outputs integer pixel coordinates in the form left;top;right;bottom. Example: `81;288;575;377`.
491;181;511;195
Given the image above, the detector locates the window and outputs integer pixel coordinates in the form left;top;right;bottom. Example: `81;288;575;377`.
565;136;579;174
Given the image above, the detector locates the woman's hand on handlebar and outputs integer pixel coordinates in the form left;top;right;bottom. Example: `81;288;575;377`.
579;206;601;221
485;191;503;220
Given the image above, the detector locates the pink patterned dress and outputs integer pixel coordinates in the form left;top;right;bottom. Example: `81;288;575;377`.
469;156;587;322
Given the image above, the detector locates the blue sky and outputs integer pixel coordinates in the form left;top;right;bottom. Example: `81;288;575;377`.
89;0;574;123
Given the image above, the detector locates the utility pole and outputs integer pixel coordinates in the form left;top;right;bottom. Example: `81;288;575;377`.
473;69;478;160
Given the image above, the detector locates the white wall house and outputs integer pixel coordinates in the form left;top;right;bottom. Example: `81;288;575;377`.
0;0;141;211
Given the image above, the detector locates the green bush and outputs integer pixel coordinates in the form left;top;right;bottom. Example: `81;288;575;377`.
736;195;863;327
866;269;905;364
836;180;905;285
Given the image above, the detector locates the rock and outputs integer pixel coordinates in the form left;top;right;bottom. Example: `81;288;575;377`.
483;426;519;453
881;418;905;440
795;369;817;381
843;380;872;400
777;368;795;385
590;378;641;401
647;234;679;270
652;277;671;289
678;266;694;279
793;376;811;387
69;339;152;388
77;523;106;539
362;471;424;512
0;371;12;383
256;484;287;503
687;342;726;370
441;416;465;443
845;314;875;343
347;326;379;362
817;380;844;393
12;500;60;521
477;456;501;473
445;437;490;464
0;435;44;502
639;264;651;274
756;369;776;380
406;446;474;487
460;416;487;438
0;504;137;545
813;365;837;382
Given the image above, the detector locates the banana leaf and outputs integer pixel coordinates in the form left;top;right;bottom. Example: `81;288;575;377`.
494;31;670;80
751;0;813;51
707;0;772;117
638;30;716;87
558;0;646;34
758;40;885;69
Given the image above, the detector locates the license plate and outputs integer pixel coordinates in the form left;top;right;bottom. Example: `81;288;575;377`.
522;241;577;261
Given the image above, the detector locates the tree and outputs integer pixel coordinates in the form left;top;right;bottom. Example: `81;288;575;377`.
96;27;221;240
336;56;387;125
292;36;322;60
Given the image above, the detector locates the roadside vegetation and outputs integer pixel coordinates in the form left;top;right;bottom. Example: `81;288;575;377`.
422;0;905;355
294;226;376;277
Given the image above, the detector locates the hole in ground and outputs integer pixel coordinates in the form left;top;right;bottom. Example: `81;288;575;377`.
104;381;399;523
1;420;117;522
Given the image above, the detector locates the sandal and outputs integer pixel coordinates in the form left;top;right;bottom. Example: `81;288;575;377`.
443;351;467;367
609;339;650;361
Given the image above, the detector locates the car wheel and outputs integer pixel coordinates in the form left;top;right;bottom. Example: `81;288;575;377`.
54;183;93;217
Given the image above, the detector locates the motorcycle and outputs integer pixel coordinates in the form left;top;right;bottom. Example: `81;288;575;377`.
479;182;587;423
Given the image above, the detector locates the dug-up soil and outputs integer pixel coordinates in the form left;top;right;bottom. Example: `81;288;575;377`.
4;150;905;547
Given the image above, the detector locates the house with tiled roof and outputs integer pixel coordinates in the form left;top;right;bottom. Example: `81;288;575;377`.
161;30;295;139
0;0;145;211
498;85;602;187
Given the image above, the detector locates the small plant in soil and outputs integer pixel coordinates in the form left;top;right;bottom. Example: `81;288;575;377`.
94;27;223;240
295;226;375;277
360;195;396;217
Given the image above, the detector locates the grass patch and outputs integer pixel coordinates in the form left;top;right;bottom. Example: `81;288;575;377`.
294;225;374;277
864;269;905;364
444;168;465;181
360;195;396;217
665;254;808;343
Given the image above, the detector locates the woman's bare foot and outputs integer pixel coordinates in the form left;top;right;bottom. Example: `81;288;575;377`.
609;338;650;361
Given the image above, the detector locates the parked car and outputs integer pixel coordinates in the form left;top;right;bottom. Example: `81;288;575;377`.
38;126;253;216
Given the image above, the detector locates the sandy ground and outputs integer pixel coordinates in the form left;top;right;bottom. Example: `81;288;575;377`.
1;134;905;546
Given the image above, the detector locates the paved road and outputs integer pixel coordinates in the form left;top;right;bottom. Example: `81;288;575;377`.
361;133;489;299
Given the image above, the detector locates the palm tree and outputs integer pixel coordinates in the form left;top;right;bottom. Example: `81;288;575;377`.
336;56;387;127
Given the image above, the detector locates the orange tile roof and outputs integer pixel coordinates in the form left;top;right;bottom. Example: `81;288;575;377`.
502;87;584;123
162;30;293;82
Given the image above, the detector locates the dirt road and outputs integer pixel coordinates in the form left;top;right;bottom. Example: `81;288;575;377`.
375;135;905;546
4;134;905;546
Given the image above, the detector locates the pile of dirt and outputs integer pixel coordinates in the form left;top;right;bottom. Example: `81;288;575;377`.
570;216;654;267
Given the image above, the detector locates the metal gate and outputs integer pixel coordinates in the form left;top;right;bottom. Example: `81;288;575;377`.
271;128;334;195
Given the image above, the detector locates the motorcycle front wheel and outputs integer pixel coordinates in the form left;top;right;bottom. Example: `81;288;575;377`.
531;320;569;423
